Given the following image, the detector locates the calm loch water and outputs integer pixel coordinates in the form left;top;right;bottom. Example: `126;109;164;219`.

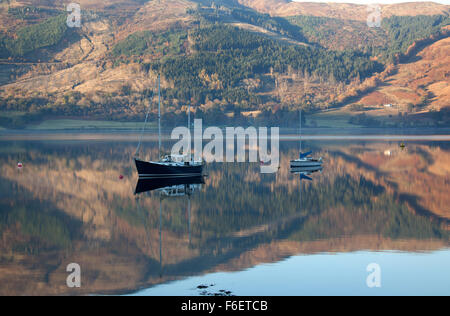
0;136;449;295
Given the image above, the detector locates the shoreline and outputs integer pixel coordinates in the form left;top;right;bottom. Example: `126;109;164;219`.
1;131;450;141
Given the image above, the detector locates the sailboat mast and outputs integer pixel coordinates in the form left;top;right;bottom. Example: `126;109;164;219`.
299;109;302;154
158;75;162;159
188;102;191;131
188;101;191;162
188;194;191;245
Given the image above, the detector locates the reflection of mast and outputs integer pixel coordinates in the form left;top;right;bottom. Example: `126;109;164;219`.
291;166;322;195
296;168;303;212
187;190;191;245
159;197;162;278
135;177;203;278
159;183;201;276
136;195;155;264
188;101;192;163
291;166;322;212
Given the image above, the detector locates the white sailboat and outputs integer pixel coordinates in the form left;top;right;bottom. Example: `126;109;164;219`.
290;109;323;168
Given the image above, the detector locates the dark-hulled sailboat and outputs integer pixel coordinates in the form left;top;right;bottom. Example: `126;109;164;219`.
134;157;203;180
134;76;203;179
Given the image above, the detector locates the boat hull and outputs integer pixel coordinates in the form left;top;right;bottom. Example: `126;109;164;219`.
134;159;203;179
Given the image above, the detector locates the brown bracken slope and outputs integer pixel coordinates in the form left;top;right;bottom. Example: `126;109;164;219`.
238;0;450;20
355;36;450;111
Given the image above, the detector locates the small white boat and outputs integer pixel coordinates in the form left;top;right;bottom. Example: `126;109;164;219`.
291;110;323;168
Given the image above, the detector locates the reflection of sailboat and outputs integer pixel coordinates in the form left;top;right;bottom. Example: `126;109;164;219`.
291;165;322;223
290;110;323;168
290;166;323;181
135;176;204;277
134;76;203;179
135;176;204;195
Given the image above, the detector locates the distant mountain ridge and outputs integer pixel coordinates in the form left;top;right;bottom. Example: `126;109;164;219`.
238;0;450;20
0;0;449;128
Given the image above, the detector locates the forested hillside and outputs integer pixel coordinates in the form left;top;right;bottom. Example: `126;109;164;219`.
148;25;382;107
0;13;67;57
0;0;448;128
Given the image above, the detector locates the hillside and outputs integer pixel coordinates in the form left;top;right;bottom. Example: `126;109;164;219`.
319;34;450;128
0;0;449;128
238;0;450;20
356;36;450;111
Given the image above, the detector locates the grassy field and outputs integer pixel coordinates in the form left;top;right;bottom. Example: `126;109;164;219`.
0;111;27;118
29;119;156;130
307;110;361;128
0;112;159;130
0;115;362;130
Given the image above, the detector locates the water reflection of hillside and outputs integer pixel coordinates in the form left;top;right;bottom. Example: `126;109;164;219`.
0;140;448;295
